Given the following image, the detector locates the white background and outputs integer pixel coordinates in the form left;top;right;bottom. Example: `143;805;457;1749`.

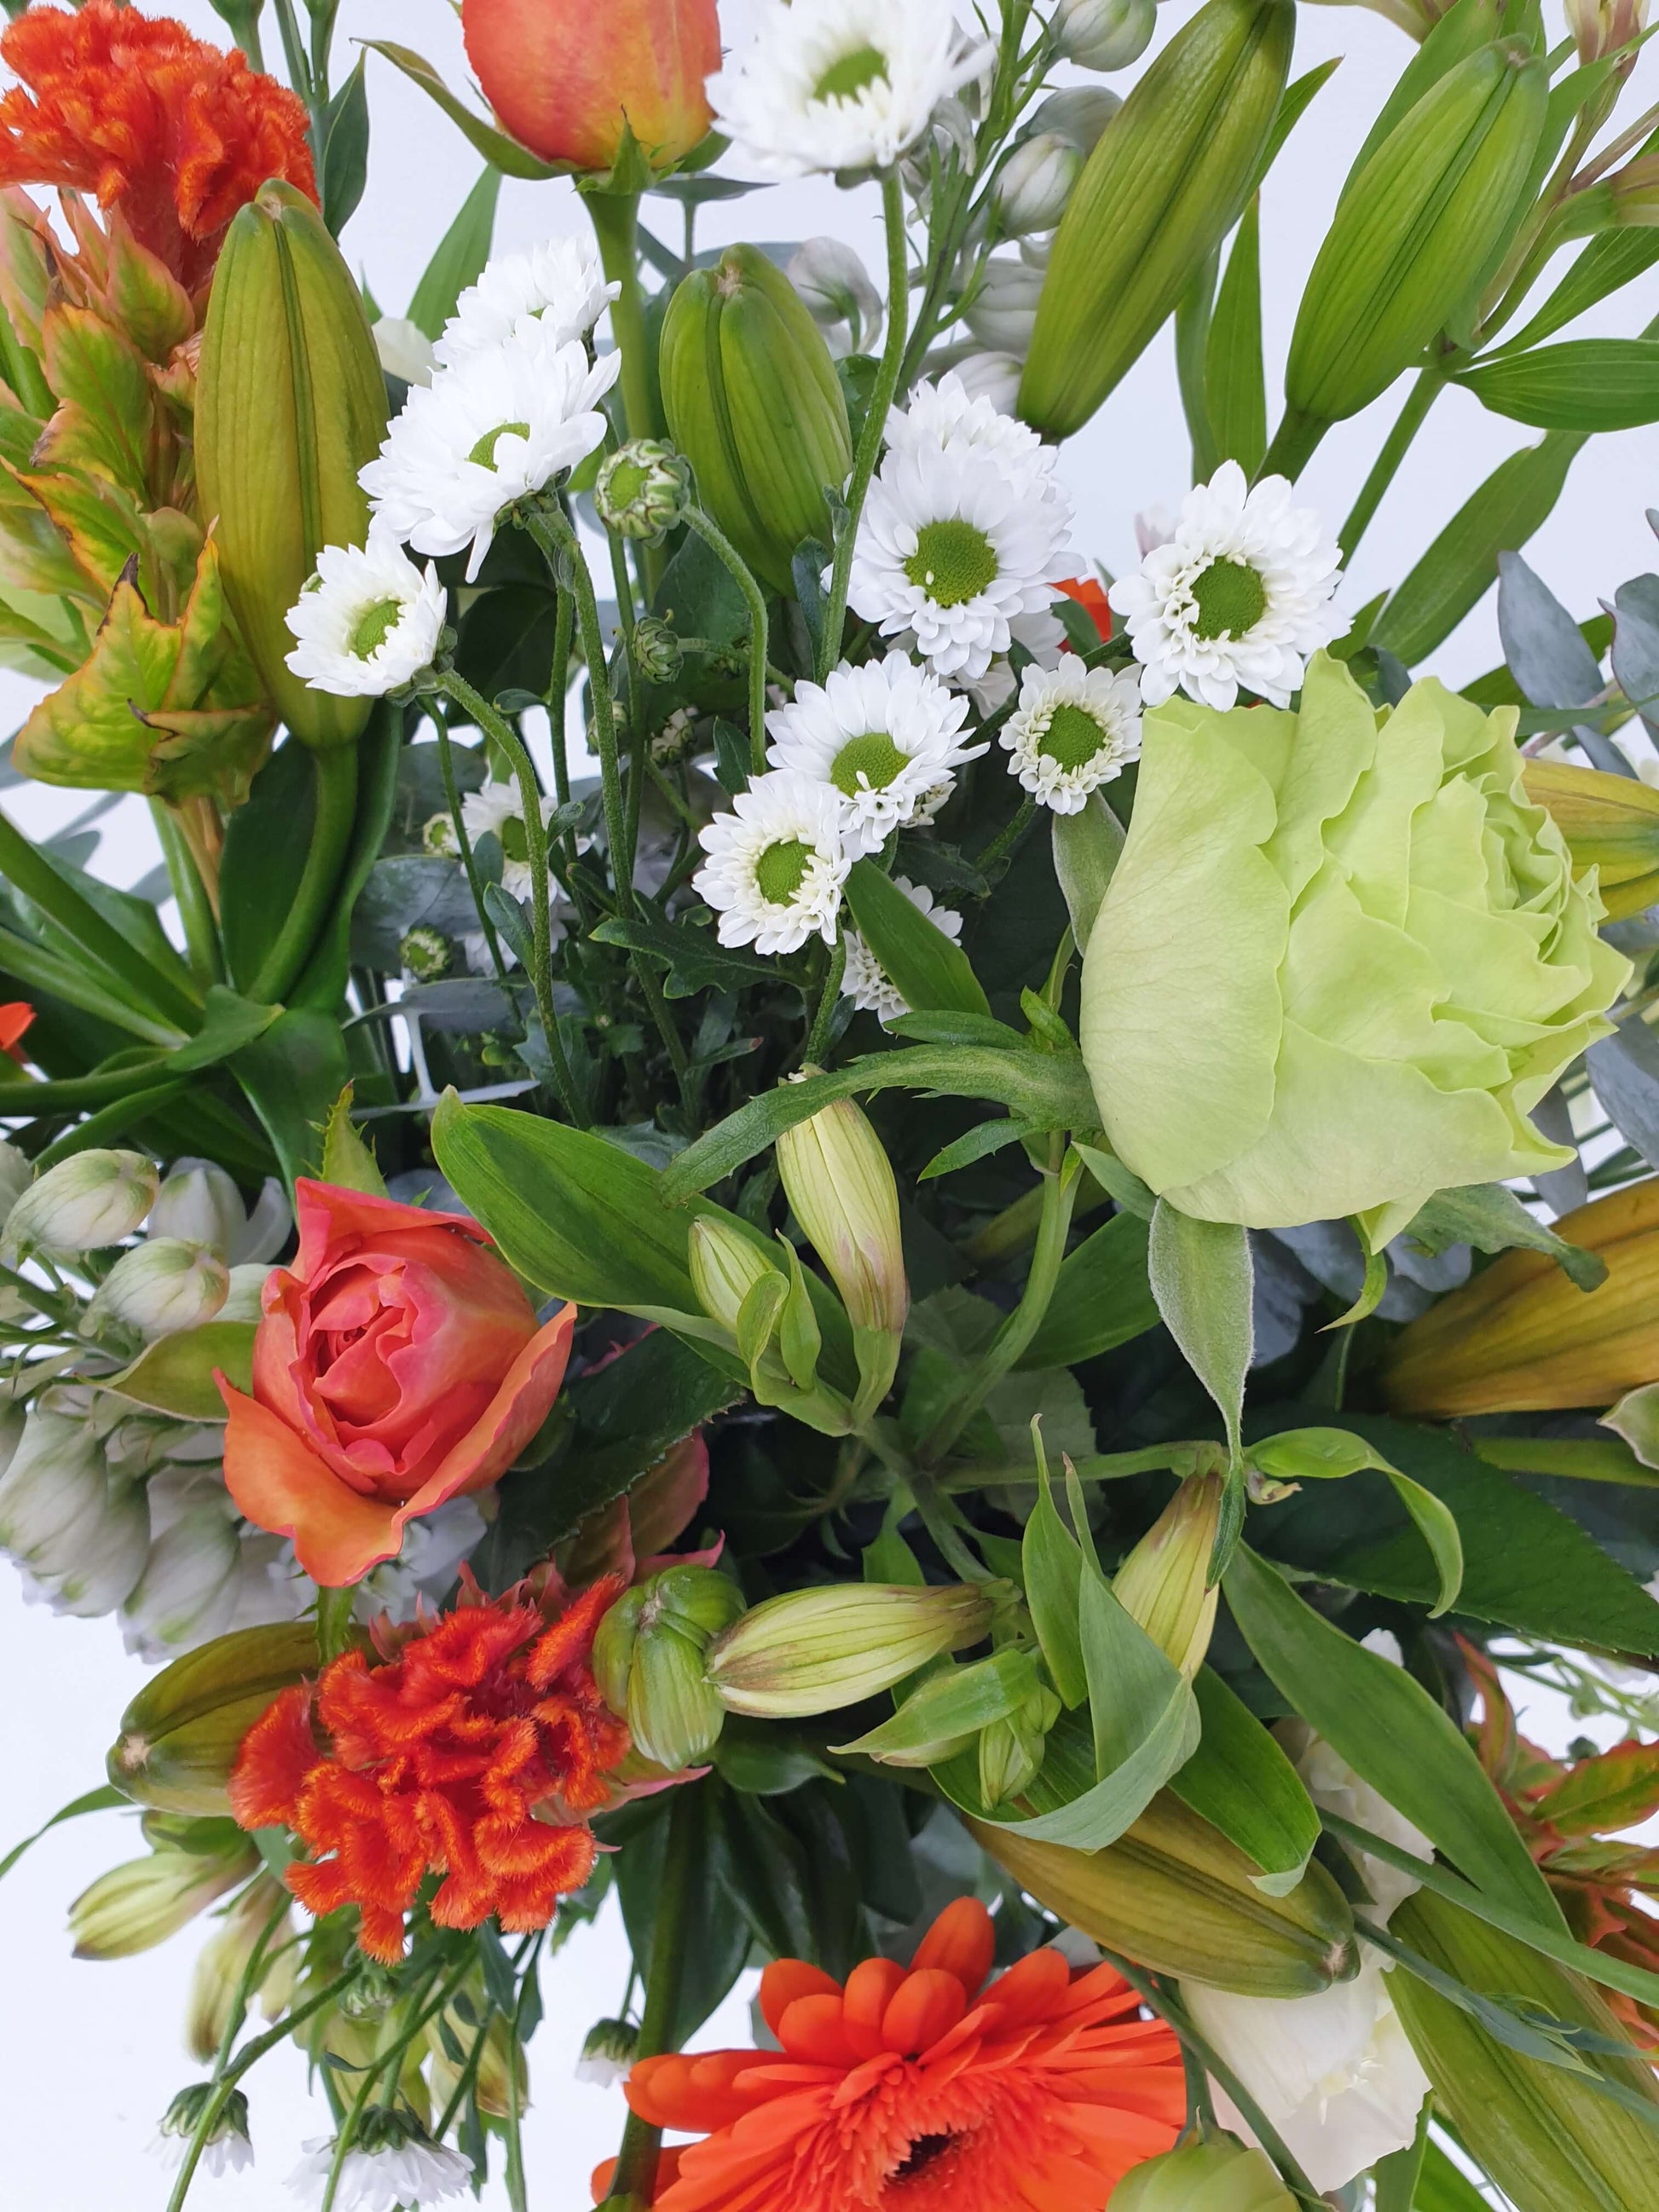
0;0;1656;2203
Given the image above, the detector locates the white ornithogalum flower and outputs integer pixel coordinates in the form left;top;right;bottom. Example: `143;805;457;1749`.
694;770;850;956
120;1496;243;1661
84;1238;230;1340
765;652;983;857
147;1160;290;1266
707;0;992;179
434;234;619;367
882;372;1055;496
850;435;1072;681
997;131;1083;235
285;539;446;699
3;1147;157;1257
360;322;620;580
1108;459;1343;710
291;2122;471;2212
842;877;963;1025
1001;657;1143;812
789;237;885;357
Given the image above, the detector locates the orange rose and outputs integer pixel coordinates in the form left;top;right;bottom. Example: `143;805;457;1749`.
460;0;720;173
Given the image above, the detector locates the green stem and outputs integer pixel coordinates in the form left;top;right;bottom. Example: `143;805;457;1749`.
315;1581;356;1660
585;192;661;448
31;1080;191;1168
604;1785;703;2206
685;506;771;774
974;794;1035;881
802;938;847;1066
248;745;359;1005
818;171;910;684
546;588;576;810
1257;406;1327;486
320;1955;471;2212
503;1937;542;2212
523;504;628;913
151;801;224;990
1338;368;1445;563
430;708;508;982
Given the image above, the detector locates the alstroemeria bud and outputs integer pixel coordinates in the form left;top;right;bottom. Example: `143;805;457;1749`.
1055;0;1158;72
705;1583;995;1718
688;1216;784;1337
1030;87;1123;155
592;1565;745;1770
3;1148;158;1257
147;1159;247;1260
1566;0;1646;61
0;1411;149;1617
997;134;1084;235
661;243;853;595
119;1505;243;1661
426;1970;528;2119
596;438;693;544
1112;2136;1297;2211
71;1831;258;1959
788;238;884;359
460;0;719;174
1113;1470;1225;1678
979;1677;1062;1808
1523;759;1659;921
965;253;1046;355
185;1873;295;2063
84;1239;230;1342
776;1098;908;1419
198;180;389;748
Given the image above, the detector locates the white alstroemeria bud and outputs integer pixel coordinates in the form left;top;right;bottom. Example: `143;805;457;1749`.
1055;0;1158;71
997;132;1084;235
950;351;1026;414
3;1148;159;1256
1030;86;1122;155
120;1504;244;1660
1566;0;1646;60
373;315;438;388
964;255;1046;355
0;1136;32;1233
788;238;885;358
85;1239;230;1341
147;1160;247;1261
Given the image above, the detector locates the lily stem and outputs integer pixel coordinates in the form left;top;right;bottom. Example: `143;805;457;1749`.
605;1783;703;2206
247;742;359;1006
1338;367;1445;565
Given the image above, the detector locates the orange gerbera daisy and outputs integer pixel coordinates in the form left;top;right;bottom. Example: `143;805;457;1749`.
598;1897;1186;2211
228;1569;631;1964
0;0;315;292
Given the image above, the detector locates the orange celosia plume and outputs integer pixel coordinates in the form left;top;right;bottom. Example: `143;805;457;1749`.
0;0;315;292
229;1572;630;1964
598;1897;1185;2211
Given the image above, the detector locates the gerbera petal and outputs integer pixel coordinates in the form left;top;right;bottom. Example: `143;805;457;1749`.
882;1966;968;2056
759;1957;841;2038
912;1895;997;1993
985;1944;1074;2030
777;1992;860;2068
842;1955;907;2057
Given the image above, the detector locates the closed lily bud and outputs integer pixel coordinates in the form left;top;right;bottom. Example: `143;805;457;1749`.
1566;0;1647;61
661;243;853;595
460;0;719;173
1523;759;1659;921
592;1565;745;1770
186;1873;295;2063
1384;1179;1659;1415
705;1583;996;1719
776;1098;907;1420
1021;0;1294;437
1055;0;1159;71
788;238;884;359
71;1834;258;1960
997;134;1084;236
0;1410;149;1616
595;438;692;544
3;1148;158;1257
1113;1470;1225;1678
120;1505;243;1662
84;1239;230;1342
147;1159;248;1261
198;180;389;748
1112;2136;1297;2212
965;255;1047;355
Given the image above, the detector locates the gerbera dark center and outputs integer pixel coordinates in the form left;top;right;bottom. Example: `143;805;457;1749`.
754;837;812;905
349;597;405;659
905;520;999;609
891;2133;958;2184
1190;556;1267;640
1039;702;1107;771
815;43;889;101
832;731;907;795
469;419;531;470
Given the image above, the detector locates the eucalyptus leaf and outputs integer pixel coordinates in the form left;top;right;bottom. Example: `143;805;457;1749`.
1587;1018;1659;1171
1403;1182;1605;1291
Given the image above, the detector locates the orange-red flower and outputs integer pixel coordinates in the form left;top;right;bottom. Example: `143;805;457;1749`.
460;0;719;174
598;1897;1185;2210
0;1000;33;1064
1055;575;1113;645
0;0;315;292
229;1570;632;1965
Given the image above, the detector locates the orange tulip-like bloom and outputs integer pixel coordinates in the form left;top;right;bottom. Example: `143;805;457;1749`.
599;1897;1186;2210
228;1571;630;1964
460;0;719;173
0;0;315;292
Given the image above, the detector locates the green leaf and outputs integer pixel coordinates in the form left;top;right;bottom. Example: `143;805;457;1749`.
1169;1666;1320;1894
1387;1468;1465;1619
320;1083;387;1197
230;1008;350;1188
321;56;371;238
361;43;565;182
1456;339;1659;431
920;1117;1036;1181
218;739;318;997
1072;1139;1156;1222
589;911;787;998
1;1786;127;1885
1022;1441;1088;1708
835;1648;1043;1764
1147;1202;1252;1464
1223;1545;1564;1929
1324;1235;1388;1328
1205;198;1265;476
292;706;404;1014
1050;794;1125;953
1249;55;1343;198
163;985;280;1073
1247;1427;1465;1615
1500;229;1659;357
1415;2140;1496;2212
107;1320;256;1419
407;167;503;340
1404;1181;1605;1291
1373;2105;1431;2212
843;858;990;1020
1018;1210;1157;1369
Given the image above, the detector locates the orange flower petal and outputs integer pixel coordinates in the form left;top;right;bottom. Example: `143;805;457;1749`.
911;1894;997;1993
759;1956;840;2038
776;1992;858;2068
882;1965;967;2056
842;1955;907;2058
986;1944;1073;2029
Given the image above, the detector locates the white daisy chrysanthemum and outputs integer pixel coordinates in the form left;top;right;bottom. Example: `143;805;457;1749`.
1108;460;1343;711
881;372;1056;500
360;322;620;581
848;435;1073;682
765;651;984;857
289;2127;471;2212
694;769;850;955
1000;657;1143;813
284;538;446;699
707;0;992;180
842;877;963;1026
433;236;619;367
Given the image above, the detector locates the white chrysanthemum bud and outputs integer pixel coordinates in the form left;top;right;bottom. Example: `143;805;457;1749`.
147;1159;246;1261
1030;85;1122;154
85;1239;230;1341
1055;0;1158;71
120;1504;244;1660
4;1148;159;1256
788;237;885;357
997;132;1083;235
964;255;1046;355
422;811;460;858
400;925;452;981
576;2017;639;2087
157;2084;253;2178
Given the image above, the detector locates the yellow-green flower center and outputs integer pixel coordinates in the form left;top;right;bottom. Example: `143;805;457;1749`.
754;838;812;906
815;44;889;101
499;817;529;864
905;520;999;609
469;420;531;470
607;458;650;506
1039;702;1107;771
831;731;908;796
349;597;406;659
1190;557;1267;641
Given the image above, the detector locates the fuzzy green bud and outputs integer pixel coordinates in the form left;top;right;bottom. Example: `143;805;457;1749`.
1112;2137;1297;2211
775;1097;907;1419
597;438;693;544
399;925;452;981
632;615;685;686
592;1565;745;1771
662;243;853;595
1113;1470;1225;1678
706;1583;996;1719
3;1148;158;1257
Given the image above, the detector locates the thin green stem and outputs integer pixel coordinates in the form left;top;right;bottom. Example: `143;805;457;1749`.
974;794;1035;881
151;801;224;990
802;938;847;1066
818;171;910;683
430;708;508;983
685;505;770;774
585;192;661;447
320;1955;471;2212
503;1936;542;2212
248;744;359;1004
211;1892;293;2080
604;1784;703;2206
546;588;576;810
1338;367;1445;564
523;504;628;912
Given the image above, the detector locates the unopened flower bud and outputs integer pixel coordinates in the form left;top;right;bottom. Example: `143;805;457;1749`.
1055;0;1158;71
593;1565;745;1770
788;237;885;358
776;1097;907;1418
1112;2134;1297;2211
965;255;1046;355
422;811;460;858
688;1216;784;1337
997;133;1084;235
1565;0;1646;61
158;2083;253;2177
632;615;685;686
951;351;1025;413
71;1834;258;1959
186;1874;295;2063
0;1411;149;1616
426;1971;528;2118
4;1148;159;1256
148;1160;248;1260
120;1505;243;1661
400;924;451;981
1523;759;1659;921
577;2016;639;2086
338;1961;402;2021
85;1239;230;1341
372;314;437;387
979;1677;1062;1808
596;438;693;544
1113;1470;1225;1678
705;1583;995;1718
1030;86;1122;155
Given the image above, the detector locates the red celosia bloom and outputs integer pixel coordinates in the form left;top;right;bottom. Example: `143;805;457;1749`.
0;0;315;292
598;1897;1185;2210
229;1570;631;1964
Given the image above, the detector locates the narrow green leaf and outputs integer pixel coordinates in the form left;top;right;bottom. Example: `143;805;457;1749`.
1018;1210;1157;1370
1169;1666;1320;1893
1386;1469;1465;1618
0;806;200;1031
1050;794;1125;953
1373;2086;1431;2212
1456;339;1659;432
1072;1139;1155;1222
361;43;564;182
939;1679;1199;1851
776;1238;822;1392
1147;1202;1252;1463
1021;1434;1088;1707
1322;1234;1388;1329
1251;55;1343;197
231;1008;350;1188
1205;198;1266;476
1;1786;125;1884
921;1117;1034;1181
406;165;503;338
835;1649;1041;1763
737;1269;788;1378
1416;2140;1496;2212
844;859;990;1019
321;56;371;237
1500;229;1659;357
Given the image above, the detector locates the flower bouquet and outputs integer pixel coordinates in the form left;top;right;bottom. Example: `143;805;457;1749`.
1;0;1659;2205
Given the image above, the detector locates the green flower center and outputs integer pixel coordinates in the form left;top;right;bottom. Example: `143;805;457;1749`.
905;520;999;609
754;838;812;906
499;817;529;864
606;458;650;507
831;731;908;796
1039;702;1107;771
1189;557;1267;641
469;420;531;470
815;43;890;101
348;597;406;659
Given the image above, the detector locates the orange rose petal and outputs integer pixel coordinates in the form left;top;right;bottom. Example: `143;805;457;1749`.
881;1966;967;2057
405;1300;577;1510
911;1893;996;1993
841;1955;907;2057
218;1377;402;1585
776;1993;858;2068
759;1957;841;2037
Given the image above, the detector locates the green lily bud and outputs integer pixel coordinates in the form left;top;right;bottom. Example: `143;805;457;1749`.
592;1565;745;1770
1113;1470;1225;1678
1112;2136;1297;2211
596;438;693;544
1523;758;1659;921
1282;42;1547;453
71;1827;258;1959
1020;0;1294;438
198;181;389;748
705;1583;996;1719
661;243;853;595
775;1097;908;1422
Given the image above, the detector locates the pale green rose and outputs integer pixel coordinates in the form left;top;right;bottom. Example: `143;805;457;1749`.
1079;651;1629;1248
